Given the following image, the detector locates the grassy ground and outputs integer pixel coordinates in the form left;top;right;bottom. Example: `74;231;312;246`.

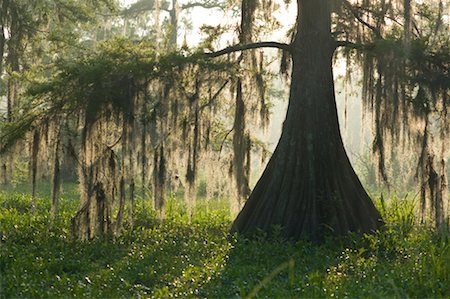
0;185;448;298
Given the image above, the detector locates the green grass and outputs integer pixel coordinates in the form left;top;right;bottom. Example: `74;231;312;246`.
0;187;448;298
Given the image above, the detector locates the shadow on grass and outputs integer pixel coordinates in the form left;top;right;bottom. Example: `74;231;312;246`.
196;231;345;298
198;222;450;299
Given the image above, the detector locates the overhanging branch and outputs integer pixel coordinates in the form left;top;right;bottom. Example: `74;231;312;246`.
205;42;292;58
182;2;226;10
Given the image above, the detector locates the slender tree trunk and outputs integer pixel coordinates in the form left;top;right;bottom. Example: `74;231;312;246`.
0;22;4;179
232;80;251;213
1;164;6;185
141;100;148;200
0;23;5;76
185;103;200;221
231;0;256;214
116;118;128;234
154;0;162;47
116;176;126;234
30;129;40;208
231;0;383;242
169;0;179;48
50;129;61;220
153;145;166;218
128;142;136;229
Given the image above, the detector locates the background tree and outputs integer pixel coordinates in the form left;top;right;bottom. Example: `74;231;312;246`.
0;0;115;207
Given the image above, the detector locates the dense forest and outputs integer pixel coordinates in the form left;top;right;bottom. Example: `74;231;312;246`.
0;0;449;297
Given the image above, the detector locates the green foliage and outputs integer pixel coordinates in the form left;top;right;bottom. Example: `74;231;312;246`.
0;37;234;153
0;190;448;298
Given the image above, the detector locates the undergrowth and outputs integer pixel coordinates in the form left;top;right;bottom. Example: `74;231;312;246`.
0;189;448;298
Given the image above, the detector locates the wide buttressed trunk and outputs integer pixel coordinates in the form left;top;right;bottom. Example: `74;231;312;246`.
231;0;383;242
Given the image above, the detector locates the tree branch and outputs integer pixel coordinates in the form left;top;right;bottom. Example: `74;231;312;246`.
351;4;405;29
198;79;230;112
341;0;382;38
182;2;226;10
205;42;291;58
335;40;374;50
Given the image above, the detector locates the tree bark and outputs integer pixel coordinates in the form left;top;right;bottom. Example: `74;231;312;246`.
231;0;383;242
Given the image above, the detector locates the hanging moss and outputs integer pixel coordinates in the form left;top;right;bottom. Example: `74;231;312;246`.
1;35;262;239
335;0;449;230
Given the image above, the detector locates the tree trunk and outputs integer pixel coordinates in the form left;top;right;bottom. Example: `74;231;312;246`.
169;0;179;48
0;23;5;77
50;130;61;220
231;0;383;242
30;129;40;209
